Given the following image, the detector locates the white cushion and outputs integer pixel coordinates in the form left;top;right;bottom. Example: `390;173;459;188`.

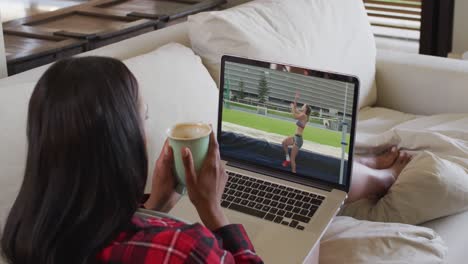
341;151;468;225
422;211;468;264
0;43;219;227
123;43;219;191
188;0;377;109
347;108;468;225
0;83;35;226
375;49;468;115
320;216;447;264
355;107;468;263
356;107;418;136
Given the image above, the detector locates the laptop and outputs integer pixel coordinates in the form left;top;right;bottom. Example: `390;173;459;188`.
170;55;359;263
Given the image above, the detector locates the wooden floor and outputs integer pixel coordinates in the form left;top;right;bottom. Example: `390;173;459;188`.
0;0;88;22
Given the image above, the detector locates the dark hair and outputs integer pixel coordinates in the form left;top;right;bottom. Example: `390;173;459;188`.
1;57;148;264
304;104;312;117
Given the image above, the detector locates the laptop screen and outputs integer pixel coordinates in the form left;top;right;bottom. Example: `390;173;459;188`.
218;56;359;190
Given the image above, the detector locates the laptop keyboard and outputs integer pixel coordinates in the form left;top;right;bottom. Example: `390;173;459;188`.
221;171;326;231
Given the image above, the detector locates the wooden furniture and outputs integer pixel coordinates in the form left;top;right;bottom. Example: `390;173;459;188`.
5;30;87;76
98;0;225;21
3;0;226;75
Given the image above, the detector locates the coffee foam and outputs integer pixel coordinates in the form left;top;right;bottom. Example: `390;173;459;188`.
169;123;211;140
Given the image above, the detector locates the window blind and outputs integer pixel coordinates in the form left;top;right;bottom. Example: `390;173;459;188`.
364;0;422;41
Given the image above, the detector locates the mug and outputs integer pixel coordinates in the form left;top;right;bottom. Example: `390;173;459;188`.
167;122;211;194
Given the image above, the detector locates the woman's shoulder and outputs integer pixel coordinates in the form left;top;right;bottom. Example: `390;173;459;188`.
131;213;215;239
132;211;186;229
121;213;215;244
96;213;217;263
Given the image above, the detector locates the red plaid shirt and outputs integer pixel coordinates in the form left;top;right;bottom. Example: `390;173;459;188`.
97;211;263;263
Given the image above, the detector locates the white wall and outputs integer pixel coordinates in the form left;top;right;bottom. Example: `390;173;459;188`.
0;12;7;78
452;0;468;56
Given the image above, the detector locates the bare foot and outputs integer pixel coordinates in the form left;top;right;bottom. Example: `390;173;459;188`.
356;146;399;169
386;152;412;180
371;152;412;198
379;152;412;182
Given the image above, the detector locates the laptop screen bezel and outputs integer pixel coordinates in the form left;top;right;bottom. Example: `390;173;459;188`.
217;55;359;193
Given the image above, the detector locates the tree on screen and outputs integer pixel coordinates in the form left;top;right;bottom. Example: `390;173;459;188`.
257;75;269;103
239;79;246;100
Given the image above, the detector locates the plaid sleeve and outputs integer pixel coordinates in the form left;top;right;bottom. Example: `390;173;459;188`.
97;217;263;264
174;223;263;264
212;224;263;264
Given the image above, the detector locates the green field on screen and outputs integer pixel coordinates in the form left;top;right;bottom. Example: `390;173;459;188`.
223;108;350;149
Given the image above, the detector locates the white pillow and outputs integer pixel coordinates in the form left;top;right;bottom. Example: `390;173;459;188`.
188;0;377;109
341;151;468;225
321;216;447;264
123;43;219;191
0;82;35;226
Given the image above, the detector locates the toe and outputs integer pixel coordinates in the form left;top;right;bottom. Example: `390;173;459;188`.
398;153;405;163
402;152;412;164
385;145;399;161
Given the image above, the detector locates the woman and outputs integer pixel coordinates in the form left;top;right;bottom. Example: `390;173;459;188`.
282;93;312;173
0;57;263;264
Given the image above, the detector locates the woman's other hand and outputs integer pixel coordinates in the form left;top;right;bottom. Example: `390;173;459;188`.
182;130;229;230
144;140;181;212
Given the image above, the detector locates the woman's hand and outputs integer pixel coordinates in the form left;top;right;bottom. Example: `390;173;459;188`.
144;140;181;213
294;91;300;102
182;130;229;230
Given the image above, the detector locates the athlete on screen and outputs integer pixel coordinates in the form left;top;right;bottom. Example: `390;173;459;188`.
282;92;312;173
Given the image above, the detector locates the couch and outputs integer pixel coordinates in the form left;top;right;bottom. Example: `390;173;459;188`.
0;13;7;79
1;3;468;264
